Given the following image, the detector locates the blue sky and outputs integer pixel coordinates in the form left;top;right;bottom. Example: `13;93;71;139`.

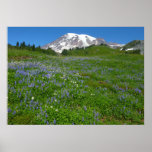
8;27;144;47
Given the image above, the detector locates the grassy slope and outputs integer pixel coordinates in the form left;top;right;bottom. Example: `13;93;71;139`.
8;46;144;125
62;45;120;56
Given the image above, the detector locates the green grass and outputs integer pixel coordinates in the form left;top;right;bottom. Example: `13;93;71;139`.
8;45;144;125
62;45;120;56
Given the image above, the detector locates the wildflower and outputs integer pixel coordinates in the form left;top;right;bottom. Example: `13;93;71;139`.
28;83;35;87
127;110;131;114
54;119;56;125
50;106;53;108
8;108;12;113
84;106;87;111
66;91;69;97
13;111;16;115
31;97;34;100
55;109;58;112
135;88;141;94
121;95;125;99
95;112;99;117
42;83;45;87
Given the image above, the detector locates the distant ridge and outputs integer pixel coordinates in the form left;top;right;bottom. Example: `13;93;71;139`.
121;40;144;54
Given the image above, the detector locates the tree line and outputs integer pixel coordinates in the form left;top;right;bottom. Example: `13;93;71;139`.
15;41;38;51
8;41;57;56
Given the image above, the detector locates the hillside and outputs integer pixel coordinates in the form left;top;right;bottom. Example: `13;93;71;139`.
8;44;143;61
61;45;120;56
121;40;144;55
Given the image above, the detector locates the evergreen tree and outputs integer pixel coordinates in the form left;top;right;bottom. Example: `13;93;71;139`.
16;41;19;47
22;41;26;48
32;44;35;51
62;49;68;55
20;41;26;49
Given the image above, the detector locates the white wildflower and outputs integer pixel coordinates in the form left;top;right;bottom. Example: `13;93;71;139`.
31;96;34;100
55;109;58;112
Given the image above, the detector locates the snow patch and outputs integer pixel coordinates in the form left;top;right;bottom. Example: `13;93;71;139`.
126;48;134;51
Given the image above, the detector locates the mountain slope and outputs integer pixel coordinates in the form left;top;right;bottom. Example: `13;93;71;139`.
41;33;107;53
121;40;144;54
61;45;120;56
108;42;125;49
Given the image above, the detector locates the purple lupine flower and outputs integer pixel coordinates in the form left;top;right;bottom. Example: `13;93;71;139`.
66;91;69;97
13;111;16;115
28;83;35;87
121;95;125;99
84;106;87;111
53;119;56;125
42;83;45;87
135;88;141;94
95;112;99;117
127;110;131;114
8;108;12;113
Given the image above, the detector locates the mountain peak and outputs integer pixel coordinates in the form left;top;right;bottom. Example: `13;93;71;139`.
41;33;106;53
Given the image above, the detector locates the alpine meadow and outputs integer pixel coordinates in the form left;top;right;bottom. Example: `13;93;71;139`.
8;27;144;125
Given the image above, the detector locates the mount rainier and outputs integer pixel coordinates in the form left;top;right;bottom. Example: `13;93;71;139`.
41;33;122;53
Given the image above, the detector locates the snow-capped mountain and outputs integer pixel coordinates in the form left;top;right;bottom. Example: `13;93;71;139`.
41;33;107;53
108;42;125;49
